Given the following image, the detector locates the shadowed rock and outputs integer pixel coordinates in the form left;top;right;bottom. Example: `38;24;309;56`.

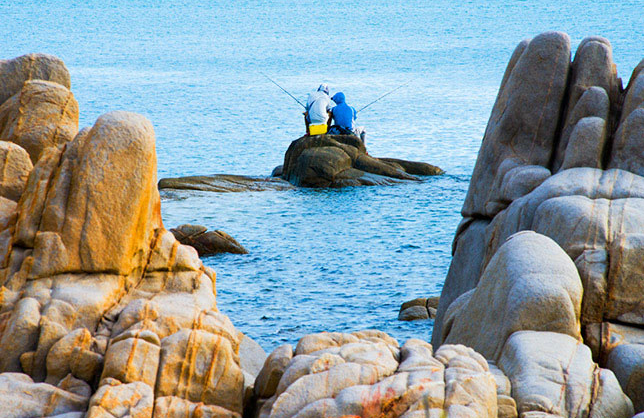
171;224;248;255
397;296;439;321
159;174;294;193
281;134;442;187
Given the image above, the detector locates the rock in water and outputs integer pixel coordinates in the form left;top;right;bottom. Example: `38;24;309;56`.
158;173;294;192
281;134;442;187
171;224;249;255
397;296;439;321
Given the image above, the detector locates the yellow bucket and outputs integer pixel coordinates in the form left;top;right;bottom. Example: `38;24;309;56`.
309;124;328;135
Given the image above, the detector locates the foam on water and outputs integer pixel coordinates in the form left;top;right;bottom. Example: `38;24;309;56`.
3;0;643;350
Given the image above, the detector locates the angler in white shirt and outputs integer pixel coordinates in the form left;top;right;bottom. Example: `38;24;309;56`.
305;83;334;135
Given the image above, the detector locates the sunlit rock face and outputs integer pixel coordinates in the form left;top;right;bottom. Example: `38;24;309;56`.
254;330;501;418
0;54;250;418
434;31;644;414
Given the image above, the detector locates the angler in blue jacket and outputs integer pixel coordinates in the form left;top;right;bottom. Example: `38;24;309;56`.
330;92;366;142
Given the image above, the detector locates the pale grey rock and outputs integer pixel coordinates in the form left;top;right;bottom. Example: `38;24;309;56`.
561;116;607;170
0;372;89;418
485;160;551;215
606;343;644;413
462;32;571;217
240;334;267;379
609;108;644;176
574;249;608;325
620;59;644;125
606;233;644;324
432;218;489;348
484;168;644;269
589;367;637;418
598;322;644;364
443;231;582;361
440;289;474;347
553;37;617;171
0;297;41;372
499;331;633;418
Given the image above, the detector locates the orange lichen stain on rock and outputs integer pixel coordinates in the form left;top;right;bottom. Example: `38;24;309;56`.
359;386;403;418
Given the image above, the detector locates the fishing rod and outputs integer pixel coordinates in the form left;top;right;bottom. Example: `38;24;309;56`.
261;72;306;109
356;78;416;114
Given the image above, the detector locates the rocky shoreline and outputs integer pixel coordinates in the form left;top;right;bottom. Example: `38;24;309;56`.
0;28;643;418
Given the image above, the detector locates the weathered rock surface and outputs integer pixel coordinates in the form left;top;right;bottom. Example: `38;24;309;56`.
442;232;582;360
159;174;295;192
434;33;643;415
607;343;644;412
0;372;90;418
499;331;633;418
462;31;571;217
171;223;248;256
0;53;71;106
0;79;79;164
0;141;33;201
254;331;500;418
0;70;248;418
281;134;443;187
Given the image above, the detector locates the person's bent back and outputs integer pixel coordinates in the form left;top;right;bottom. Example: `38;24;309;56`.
330;92;355;130
306;84;333;135
330;92;366;141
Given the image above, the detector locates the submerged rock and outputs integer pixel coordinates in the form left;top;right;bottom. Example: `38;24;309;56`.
159;174;295;192
170;223;248;256
281;134;443;188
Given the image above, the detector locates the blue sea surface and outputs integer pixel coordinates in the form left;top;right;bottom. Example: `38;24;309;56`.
3;0;643;350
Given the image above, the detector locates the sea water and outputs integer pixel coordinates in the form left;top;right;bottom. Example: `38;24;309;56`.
3;0;643;350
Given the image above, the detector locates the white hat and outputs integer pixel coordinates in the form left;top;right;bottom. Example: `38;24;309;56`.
318;83;329;94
